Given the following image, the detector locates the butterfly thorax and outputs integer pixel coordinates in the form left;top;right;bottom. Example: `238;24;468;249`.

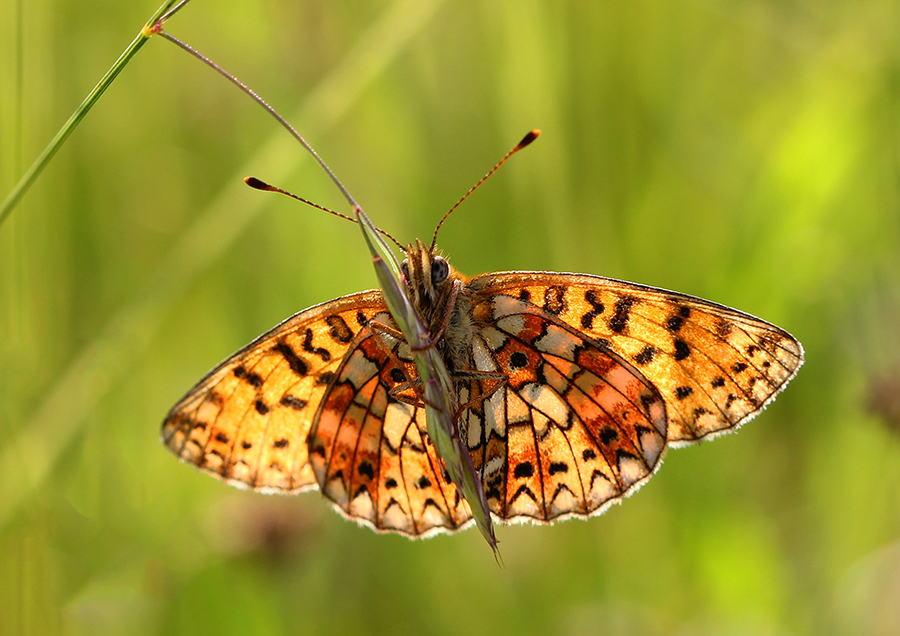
400;239;476;376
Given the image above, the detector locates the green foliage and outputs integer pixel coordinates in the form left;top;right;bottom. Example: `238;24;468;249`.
2;0;899;634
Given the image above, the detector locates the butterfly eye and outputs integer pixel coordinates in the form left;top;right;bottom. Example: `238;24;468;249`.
431;257;450;285
400;259;410;280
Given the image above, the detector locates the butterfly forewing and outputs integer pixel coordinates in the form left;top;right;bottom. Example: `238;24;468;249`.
467;273;804;446
161;291;387;493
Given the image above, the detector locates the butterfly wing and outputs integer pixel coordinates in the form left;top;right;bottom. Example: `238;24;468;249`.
161;291;388;494
456;290;669;523
306;315;473;537
458;272;803;524
163;271;803;535
469;273;804;443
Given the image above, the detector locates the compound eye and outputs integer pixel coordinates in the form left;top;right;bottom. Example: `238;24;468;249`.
400;259;410;280
431;257;450;285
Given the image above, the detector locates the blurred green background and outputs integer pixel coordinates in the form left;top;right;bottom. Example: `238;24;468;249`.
2;0;900;634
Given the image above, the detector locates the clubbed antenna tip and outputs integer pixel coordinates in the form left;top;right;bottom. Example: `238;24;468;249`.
244;176;272;190
518;129;540;149
430;129;542;251
244;176;405;250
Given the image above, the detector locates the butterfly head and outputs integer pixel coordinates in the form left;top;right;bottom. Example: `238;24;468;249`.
400;239;458;317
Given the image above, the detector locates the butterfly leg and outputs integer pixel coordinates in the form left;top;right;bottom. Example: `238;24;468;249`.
449;370;508;421
362;320;441;410
367;281;464;354
387;381;427;407
366;319;407;343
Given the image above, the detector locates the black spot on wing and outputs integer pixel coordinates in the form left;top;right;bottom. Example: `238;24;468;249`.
599;426;618;445
716;320;733;338
302;328;331;362
634;345;658;365
548;461;568;475
273;341;309;376
580;289;605;329
589;469;611;490
353;484;372;500
280;395;308;410
514;462;534;478
326;315;354;344
673;338;690;361
543;286;567;315
509;351;528;370
234;366;264;387
316;372;337;386
357;459;375;479
415;476;432;490
422;498;443;513
608;296;637;333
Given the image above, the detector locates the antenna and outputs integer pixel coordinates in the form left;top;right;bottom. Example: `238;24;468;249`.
244;177;405;250
430;129;540;251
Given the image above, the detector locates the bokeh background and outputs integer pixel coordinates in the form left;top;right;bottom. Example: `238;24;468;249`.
2;0;900;634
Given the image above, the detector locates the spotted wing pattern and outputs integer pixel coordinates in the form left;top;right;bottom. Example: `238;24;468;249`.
306;317;472;537
447;274;802;524
162;271;803;537
303;300;669;533
468;273;804;446
161;291;387;494
453;292;668;523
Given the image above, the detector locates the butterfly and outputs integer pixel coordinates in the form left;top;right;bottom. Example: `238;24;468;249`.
161;133;804;542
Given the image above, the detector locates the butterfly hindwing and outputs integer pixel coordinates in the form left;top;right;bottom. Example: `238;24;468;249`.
459;294;669;523
307;315;473;536
161;291;387;494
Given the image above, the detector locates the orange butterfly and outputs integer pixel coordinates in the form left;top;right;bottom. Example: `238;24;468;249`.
162;133;803;542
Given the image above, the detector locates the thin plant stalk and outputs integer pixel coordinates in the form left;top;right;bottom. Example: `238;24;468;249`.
357;209;499;558
0;0;186;227
152;20;500;555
